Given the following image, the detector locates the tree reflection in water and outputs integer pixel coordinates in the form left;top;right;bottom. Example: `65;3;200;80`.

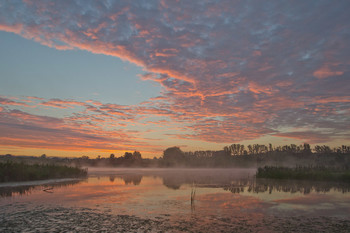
107;169;350;194
108;175;143;185
247;178;350;194
2;169;350;197
122;175;142;185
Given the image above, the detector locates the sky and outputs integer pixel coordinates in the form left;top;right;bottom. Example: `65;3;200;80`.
0;0;349;158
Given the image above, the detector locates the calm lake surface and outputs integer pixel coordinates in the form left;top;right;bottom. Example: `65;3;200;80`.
1;168;350;232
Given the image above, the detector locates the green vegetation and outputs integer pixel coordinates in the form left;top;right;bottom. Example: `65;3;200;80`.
0;161;87;182
256;166;350;182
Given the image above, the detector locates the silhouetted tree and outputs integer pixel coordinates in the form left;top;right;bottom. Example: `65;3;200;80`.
132;151;142;160
303;143;312;154
269;144;273;152
124;152;133;160
163;147;185;165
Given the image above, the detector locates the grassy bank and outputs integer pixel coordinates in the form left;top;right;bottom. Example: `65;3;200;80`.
256;166;350;182
0;161;87;182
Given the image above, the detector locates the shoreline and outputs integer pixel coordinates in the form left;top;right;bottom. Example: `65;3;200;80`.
1;204;349;232
0;177;84;188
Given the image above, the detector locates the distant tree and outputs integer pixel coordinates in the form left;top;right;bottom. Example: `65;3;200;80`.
315;145;322;153
40;154;47;159
163;147;184;162
224;146;230;156
322;145;332;154
269;144;273;152
290;144;297;153
314;145;332;154
239;144;245;155
108;154;116;166
342;145;350;153
212;150;227;158
247;145;253;155
132;151;142;160
124;152;133;160
303;143;312;154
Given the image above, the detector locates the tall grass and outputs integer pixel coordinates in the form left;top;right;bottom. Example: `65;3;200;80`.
256;166;350;182
0;161;87;182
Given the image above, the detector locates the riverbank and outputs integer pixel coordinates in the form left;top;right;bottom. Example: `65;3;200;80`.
0;161;87;182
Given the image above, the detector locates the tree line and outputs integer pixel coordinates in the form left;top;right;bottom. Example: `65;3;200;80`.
1;143;350;168
160;143;350;167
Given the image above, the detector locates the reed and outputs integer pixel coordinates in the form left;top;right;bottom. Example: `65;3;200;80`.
191;183;196;212
0;161;87;182
191;188;196;204
191;182;196;203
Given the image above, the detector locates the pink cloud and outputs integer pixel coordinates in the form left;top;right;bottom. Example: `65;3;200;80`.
26;96;44;100
0;107;159;153
313;66;344;79
0;97;29;107
41;99;85;109
312;96;350;104
0;23;22;34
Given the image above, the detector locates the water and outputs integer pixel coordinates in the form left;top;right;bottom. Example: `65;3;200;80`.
1;168;350;232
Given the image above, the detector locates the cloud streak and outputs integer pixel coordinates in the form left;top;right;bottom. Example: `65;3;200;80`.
0;104;165;154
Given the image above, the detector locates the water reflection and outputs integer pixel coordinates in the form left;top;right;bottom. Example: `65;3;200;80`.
205;178;350;195
0;179;84;197
109;174;143;185
122;175;143;185
105;169;350;195
1;168;350;198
